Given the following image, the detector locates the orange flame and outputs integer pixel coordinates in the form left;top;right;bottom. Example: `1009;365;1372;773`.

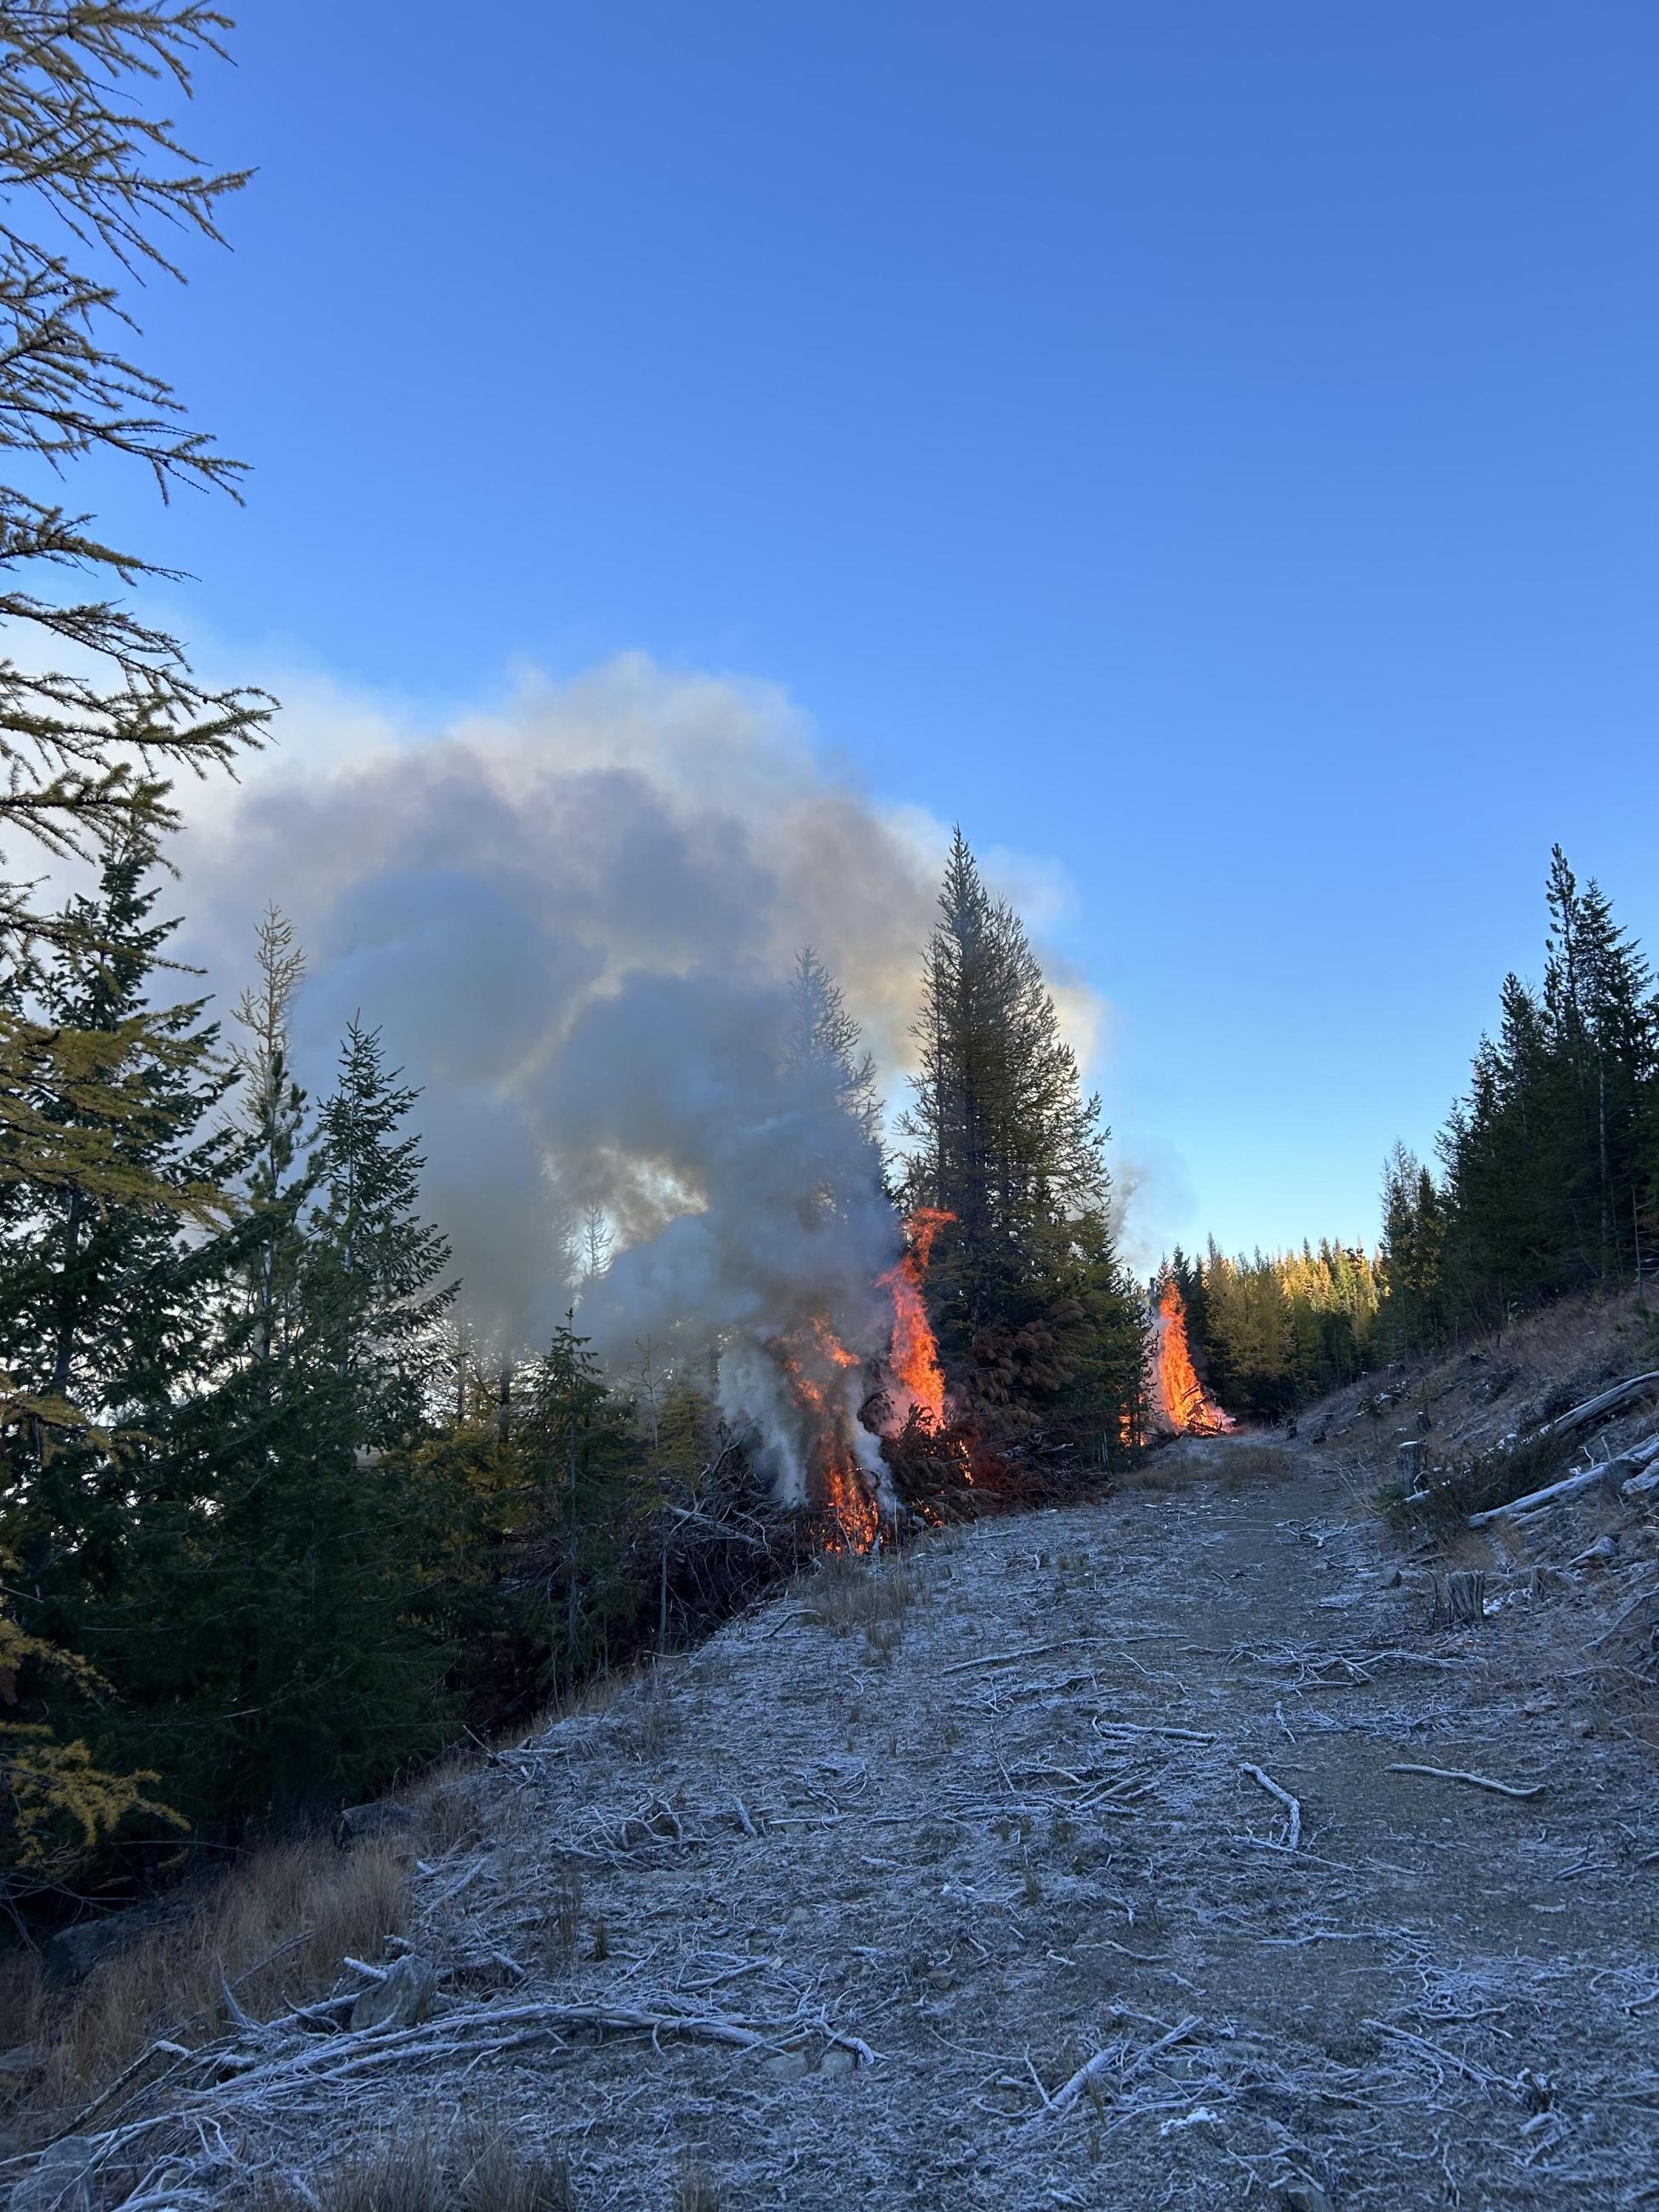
820;1445;881;1552
879;1207;953;1427
772;1314;884;1552
1155;1278;1233;1436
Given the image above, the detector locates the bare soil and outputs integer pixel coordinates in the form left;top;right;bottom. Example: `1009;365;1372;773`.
18;1435;1659;2211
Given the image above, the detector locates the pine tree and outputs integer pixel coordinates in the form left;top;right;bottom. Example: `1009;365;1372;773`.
522;1316;642;1697
1377;1143;1445;1358
784;946;881;1147
0;838;234;1885
232;908;311;1371
0;3;269;968
1395;847;1659;1334
902;831;1138;1440
310;1018;455;1446
904;830;1108;1361
41;929;465;1827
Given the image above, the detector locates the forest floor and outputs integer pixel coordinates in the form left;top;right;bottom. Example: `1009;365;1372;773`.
16;1428;1659;2212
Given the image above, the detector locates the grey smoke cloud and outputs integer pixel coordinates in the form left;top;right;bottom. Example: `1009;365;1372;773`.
175;655;951;1356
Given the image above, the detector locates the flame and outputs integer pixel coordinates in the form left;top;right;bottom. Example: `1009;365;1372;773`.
761;1211;955;1554
879;1207;954;1427
1154;1278;1233;1436
772;1314;885;1551
820;1443;881;1552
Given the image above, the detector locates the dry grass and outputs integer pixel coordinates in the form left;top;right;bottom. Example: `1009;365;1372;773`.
674;2158;723;2212
800;1552;915;1634
1;1835;409;2139
1120;1440;1291;1492
1217;1441;1293;1488
246;2117;572;2212
1326;1286;1659;1489
536;1868;584;1973
409;1753;487;1855
1495;1289;1656;1389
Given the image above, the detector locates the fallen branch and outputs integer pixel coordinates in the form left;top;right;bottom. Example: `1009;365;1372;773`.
1239;1762;1302;1850
1368;2019;1514;2092
1090;1718;1217;1742
942;1639;1088;1676
1584;1583;1659;1650
1468;1464;1614;1528
1470;1429;1659;1525
151;1992;859;2113
1545;1372;1659;1439
1035;2013;1204;2121
1385;1763;1544;1800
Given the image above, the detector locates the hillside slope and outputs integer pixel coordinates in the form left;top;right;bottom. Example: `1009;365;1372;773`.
14;1434;1659;2212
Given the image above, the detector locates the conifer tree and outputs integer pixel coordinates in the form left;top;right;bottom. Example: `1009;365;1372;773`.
311;1018;455;1445
0;3;269;966
1387;847;1659;1341
902;830;1139;1443
784;946;881;1147
1377;1144;1446;1358
0;836;227;1887
522;1316;641;1696
904;831;1108;1347
231;908;310;1370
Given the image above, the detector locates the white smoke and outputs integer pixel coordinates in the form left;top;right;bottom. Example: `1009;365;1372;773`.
171;651;1107;1497
174;656;937;1348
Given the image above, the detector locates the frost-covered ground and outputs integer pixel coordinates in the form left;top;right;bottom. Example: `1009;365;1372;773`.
24;1439;1659;2210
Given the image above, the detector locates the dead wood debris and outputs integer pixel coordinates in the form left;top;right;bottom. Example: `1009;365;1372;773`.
1384;1763;1547;1801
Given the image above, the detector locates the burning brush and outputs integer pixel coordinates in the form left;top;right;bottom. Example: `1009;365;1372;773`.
1151;1276;1233;1437
730;1211;960;1551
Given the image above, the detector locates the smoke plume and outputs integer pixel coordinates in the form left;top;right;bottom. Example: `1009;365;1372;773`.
176;654;944;1362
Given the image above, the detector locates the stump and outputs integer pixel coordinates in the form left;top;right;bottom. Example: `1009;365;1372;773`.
1431;1570;1486;1628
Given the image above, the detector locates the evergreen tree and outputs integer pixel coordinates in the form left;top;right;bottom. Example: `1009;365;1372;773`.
231;908;311;1371
1386;847;1659;1342
521;1316;644;1697
7;912;461;1832
310;1018;455;1446
1189;1239;1381;1415
1542;850;1656;1280
784;946;881;1147
0;2;269;969
902;831;1139;1443
1377;1143;1445;1358
904;831;1109;1355
0;838;230;1888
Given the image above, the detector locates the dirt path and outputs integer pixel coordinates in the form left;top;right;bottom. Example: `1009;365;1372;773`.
42;1442;1659;2209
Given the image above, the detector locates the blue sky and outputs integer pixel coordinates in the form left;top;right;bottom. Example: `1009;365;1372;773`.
94;1;1659;1259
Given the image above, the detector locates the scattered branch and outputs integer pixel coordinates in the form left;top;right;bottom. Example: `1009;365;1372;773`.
1239;1763;1302;1850
1385;1764;1545;1801
1031;2013;1205;2123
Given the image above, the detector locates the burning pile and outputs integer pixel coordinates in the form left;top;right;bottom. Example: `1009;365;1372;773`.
1152;1277;1233;1437
765;1210;957;1550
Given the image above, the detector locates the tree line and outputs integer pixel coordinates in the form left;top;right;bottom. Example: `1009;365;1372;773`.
1162;1241;1381;1420
1171;847;1657;1414
1378;847;1657;1352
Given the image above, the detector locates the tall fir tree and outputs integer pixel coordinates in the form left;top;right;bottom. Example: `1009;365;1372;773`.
310;1018;455;1447
902;830;1142;1445
783;946;882;1149
0;838;236;1888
